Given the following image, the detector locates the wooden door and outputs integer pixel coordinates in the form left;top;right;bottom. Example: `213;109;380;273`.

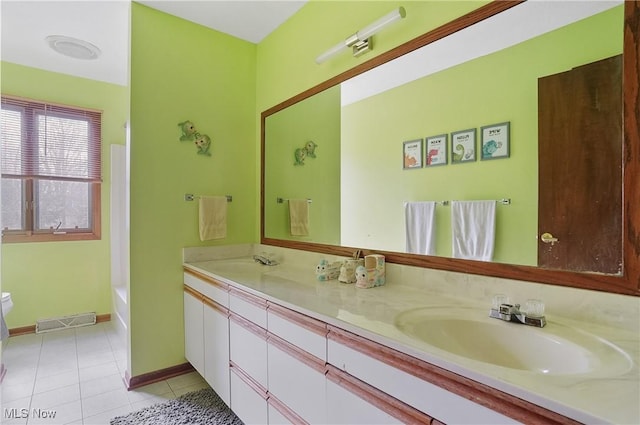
538;55;622;274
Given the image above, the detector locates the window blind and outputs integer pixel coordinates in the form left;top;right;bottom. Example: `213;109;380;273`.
1;96;102;182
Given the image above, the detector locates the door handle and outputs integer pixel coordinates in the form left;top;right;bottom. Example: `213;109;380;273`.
540;232;559;245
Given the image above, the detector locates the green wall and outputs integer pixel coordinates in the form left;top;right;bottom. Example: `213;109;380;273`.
341;6;623;265
264;85;341;244
129;3;257;376
0;62;129;328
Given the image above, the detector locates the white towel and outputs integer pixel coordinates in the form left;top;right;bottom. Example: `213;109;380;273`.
289;199;309;236
451;200;496;261
199;196;227;241
404;202;437;255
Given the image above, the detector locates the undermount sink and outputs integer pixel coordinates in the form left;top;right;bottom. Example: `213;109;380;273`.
203;258;267;273
394;307;632;376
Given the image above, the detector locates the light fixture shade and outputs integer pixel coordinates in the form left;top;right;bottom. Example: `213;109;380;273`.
315;7;406;64
315;41;347;65
357;7;406;41
46;35;101;60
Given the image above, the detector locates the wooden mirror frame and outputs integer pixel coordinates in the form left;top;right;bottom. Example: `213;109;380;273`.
261;1;639;296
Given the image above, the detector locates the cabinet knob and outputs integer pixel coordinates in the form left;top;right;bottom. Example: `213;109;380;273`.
540;232;559;245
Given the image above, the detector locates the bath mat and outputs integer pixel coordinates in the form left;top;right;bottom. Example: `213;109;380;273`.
110;388;242;425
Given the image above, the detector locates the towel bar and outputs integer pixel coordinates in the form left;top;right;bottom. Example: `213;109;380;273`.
185;194;232;202
277;197;312;204
448;198;511;205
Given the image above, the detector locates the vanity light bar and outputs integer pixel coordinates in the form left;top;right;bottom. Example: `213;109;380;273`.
315;7;407;64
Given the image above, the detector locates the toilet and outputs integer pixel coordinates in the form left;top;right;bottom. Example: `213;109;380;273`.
1;292;12;317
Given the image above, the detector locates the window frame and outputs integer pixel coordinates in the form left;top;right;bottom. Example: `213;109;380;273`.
1;95;102;243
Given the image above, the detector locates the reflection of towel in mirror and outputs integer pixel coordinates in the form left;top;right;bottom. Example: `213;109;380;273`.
451;200;496;261
289;199;309;236
199;196;227;241
404;202;436;255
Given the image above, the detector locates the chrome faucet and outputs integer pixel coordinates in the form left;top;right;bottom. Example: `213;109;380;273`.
252;254;278;266
489;296;546;328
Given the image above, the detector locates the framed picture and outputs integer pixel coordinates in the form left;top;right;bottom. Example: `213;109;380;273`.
403;139;423;169
424;134;447;166
481;122;510;160
450;128;476;164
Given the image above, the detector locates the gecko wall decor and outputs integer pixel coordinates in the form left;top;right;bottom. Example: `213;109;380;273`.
178;120;212;156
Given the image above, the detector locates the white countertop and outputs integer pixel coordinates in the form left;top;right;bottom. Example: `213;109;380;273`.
183;257;640;424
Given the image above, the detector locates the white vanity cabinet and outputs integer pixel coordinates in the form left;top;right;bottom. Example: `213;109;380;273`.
183;263;574;425
183;270;231;405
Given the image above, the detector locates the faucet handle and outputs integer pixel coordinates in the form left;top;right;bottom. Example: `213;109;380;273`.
491;294;510;310
524;299;545;317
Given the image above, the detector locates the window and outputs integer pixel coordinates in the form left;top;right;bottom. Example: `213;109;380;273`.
1;96;102;243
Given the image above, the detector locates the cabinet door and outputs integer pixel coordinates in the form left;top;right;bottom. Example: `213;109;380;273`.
204;298;230;406
183;288;204;376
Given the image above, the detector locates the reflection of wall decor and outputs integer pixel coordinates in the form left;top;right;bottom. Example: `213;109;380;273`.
403;139;423;169
481;121;510;160
425;134;448;166
451;128;476;164
178;120;212;156
294;140;318;165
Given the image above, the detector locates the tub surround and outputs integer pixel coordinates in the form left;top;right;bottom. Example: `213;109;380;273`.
183;244;639;424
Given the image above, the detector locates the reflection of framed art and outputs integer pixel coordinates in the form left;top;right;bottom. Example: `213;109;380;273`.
450;128;476;164
424;134;447;166
481;122;510;160
403;139;423;169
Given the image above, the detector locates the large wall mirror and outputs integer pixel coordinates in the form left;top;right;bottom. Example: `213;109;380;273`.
261;1;639;296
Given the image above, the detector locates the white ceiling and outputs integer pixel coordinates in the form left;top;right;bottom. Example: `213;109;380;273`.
1;0;306;87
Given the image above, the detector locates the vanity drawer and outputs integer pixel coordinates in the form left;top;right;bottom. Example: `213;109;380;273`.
230;364;268;425
326;364;419;425
229;312;268;388
267;333;326;424
327;327;518;425
267;302;327;361
184;268;229;307
229;287;267;328
268;395;304;425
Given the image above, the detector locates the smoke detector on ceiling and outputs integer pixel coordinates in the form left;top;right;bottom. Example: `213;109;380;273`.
46;35;101;60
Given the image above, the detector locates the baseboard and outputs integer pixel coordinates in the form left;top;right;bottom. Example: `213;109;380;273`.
8;324;35;337
125;362;195;390
8;313;111;336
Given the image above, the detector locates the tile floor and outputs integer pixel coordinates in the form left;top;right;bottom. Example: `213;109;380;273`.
1;322;209;424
